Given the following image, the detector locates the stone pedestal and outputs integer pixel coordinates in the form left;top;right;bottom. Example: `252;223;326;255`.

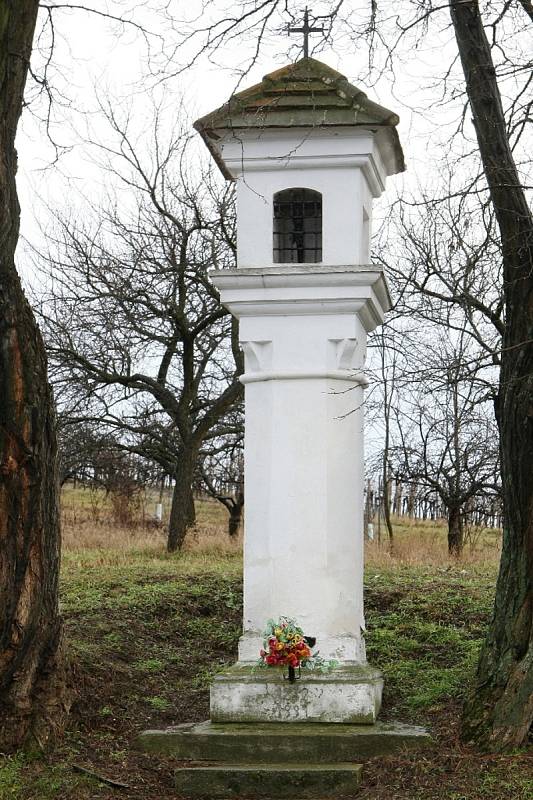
210;665;383;724
174;764;363;799
139;720;431;763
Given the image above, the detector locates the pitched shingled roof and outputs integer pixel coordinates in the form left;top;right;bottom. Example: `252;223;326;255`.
194;58;405;178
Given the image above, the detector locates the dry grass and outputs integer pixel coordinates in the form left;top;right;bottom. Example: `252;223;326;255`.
366;516;502;568
60;484;501;566
61;485;243;561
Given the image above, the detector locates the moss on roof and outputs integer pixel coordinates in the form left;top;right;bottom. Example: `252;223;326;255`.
194;58;405;179
195;58;399;130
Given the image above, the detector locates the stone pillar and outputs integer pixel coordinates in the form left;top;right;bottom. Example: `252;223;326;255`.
138;64;430;794
209;265;390;723
191;57;404;725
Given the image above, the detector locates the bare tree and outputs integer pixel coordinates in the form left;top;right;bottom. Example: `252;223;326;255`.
367;315;500;556
0;0;205;753
37;108;243;552
356;0;532;745
198;432;244;537
380;184;503;378
395;337;500;555
57;418;152;492
374;175;504;556
378;328;397;548
376;0;533;748
56;418;116;487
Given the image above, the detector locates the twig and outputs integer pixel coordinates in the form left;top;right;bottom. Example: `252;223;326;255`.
71;763;130;790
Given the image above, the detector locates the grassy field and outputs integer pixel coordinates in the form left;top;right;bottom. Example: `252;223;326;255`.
0;488;531;799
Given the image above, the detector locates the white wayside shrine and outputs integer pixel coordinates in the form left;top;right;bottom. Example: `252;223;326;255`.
139;58;429;799
201;58;401;724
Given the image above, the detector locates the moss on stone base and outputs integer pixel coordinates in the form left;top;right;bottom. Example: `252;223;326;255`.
139;719;431;762
174;763;363;799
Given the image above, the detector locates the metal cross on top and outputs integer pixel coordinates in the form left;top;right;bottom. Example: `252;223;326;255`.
288;7;324;59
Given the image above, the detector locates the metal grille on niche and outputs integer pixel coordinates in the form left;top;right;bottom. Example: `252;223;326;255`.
273;188;322;263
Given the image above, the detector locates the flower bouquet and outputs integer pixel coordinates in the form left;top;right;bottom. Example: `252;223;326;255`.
258;616;337;683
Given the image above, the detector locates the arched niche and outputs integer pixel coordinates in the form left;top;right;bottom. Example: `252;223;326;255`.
273;188;322;264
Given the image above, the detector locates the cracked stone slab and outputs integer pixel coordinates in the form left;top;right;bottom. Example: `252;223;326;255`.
210;664;383;723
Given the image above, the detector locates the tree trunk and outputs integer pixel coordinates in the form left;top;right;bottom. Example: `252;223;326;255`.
393;479;403;516
381;368;394;547
407;482;417;518
167;448;197;552
447;506;463;556
383;476;394;547
450;0;533;751
228;491;244;538
0;1;70;751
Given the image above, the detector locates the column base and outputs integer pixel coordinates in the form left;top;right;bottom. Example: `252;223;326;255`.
210;664;383;724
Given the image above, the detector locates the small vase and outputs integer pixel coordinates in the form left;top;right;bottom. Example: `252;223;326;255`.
284;665;301;683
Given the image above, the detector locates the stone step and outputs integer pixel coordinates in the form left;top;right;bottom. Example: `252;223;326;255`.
174;762;363;799
139;719;431;763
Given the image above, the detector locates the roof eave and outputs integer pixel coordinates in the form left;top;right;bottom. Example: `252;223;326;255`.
195;120;406;178
193;121;235;182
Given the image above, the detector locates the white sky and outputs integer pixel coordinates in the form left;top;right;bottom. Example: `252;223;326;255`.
18;1;531;269
17;0;479;279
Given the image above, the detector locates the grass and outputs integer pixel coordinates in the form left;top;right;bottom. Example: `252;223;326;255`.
0;752;96;800
364;569;489;714
1;488;531;799
60;484;237;557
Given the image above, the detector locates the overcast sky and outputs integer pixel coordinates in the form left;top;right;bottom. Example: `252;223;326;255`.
17;0;476;276
16;1;530;296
